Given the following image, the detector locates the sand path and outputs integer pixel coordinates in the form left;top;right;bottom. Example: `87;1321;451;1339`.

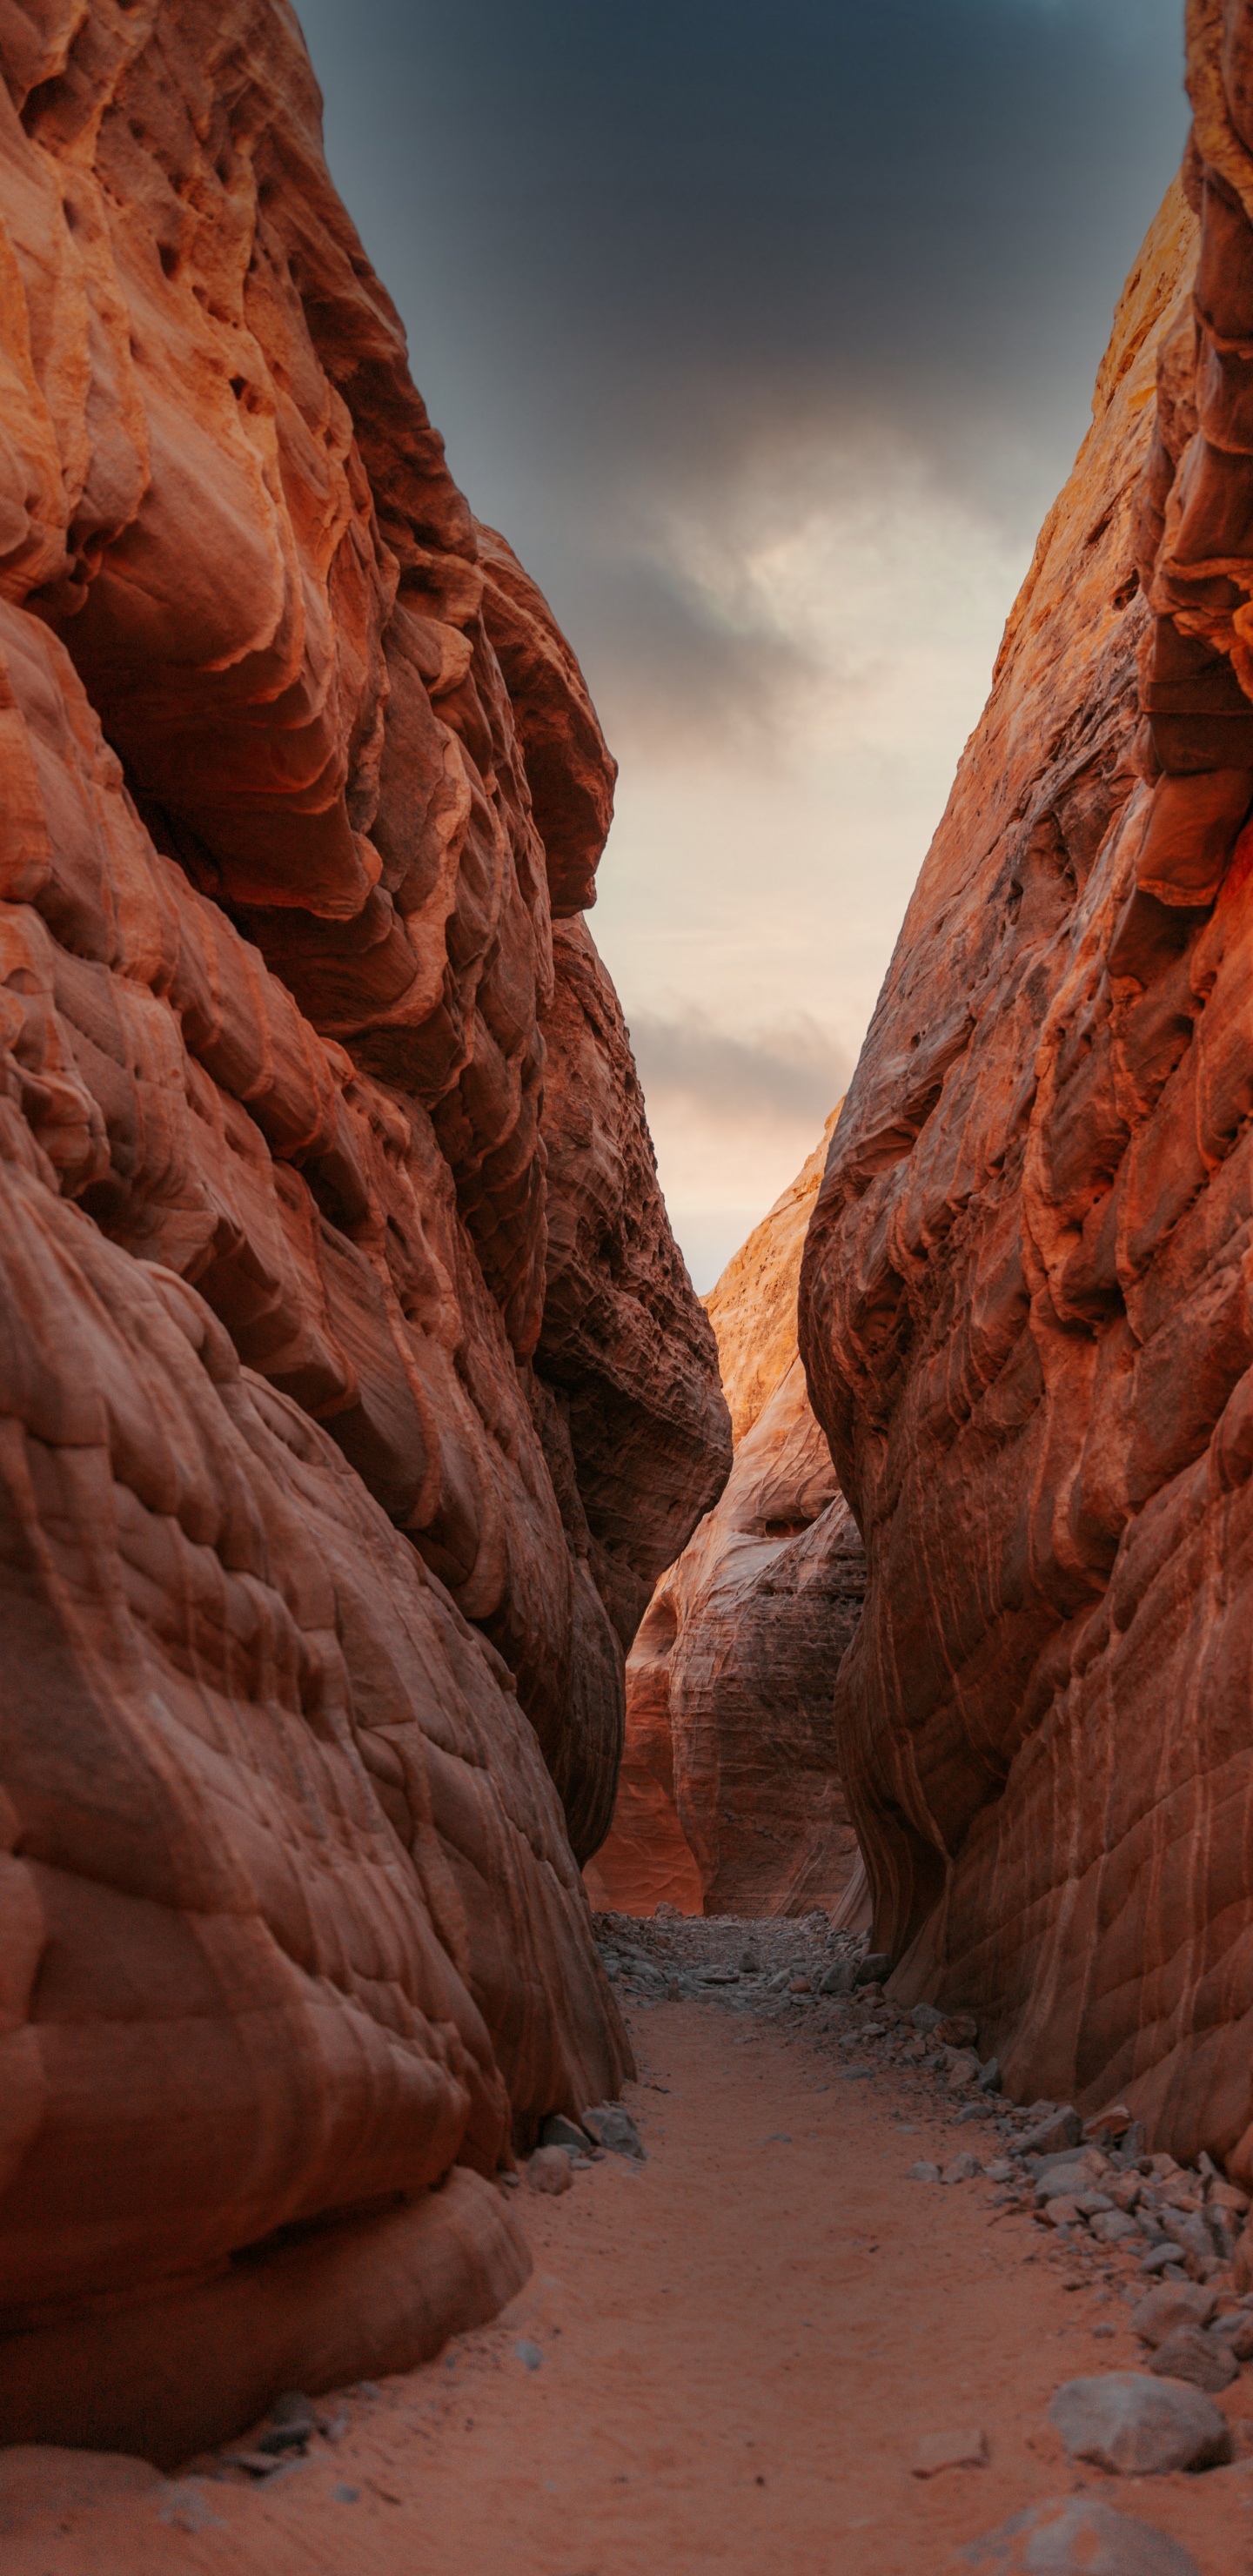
5;1999;1253;2574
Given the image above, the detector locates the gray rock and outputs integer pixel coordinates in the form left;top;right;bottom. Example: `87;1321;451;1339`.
1147;2326;1238;2394
698;1966;740;1984
1138;2242;1184;2277
976;2056;1002;2094
582;2103;647;2161
908;2160;941;2182
943;2153;982;2184
962;2493;1201;2572
1049;2373;1231;2474
983;2159;1015;2184
855;1952;891;1985
1129;2283;1217;2347
910;2002;945;2033
1090;2210;1142;2247
1021;2106;1083;2157
1211;2308;1253;2361
514;2338;544;2371
739;1950;761;1975
818;1962;856;1996
539;2113;595;2157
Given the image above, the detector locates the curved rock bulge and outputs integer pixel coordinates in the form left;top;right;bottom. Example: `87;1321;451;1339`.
801;84;1253;2174
0;0;729;2452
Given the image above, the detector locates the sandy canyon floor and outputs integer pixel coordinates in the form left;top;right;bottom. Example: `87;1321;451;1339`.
6;1921;1253;2576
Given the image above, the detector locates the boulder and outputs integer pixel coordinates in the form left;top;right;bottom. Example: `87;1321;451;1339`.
1049;2373;1231;2475
962;2494;1200;2573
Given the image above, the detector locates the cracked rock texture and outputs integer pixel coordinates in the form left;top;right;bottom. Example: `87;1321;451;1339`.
587;1113;865;1919
801;51;1253;2182
0;0;727;2458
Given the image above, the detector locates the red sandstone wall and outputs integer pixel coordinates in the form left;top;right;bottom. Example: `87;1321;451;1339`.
0;0;728;2452
801;104;1253;2174
589;1115;866;1919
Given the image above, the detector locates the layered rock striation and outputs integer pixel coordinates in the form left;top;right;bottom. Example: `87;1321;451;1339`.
0;0;727;2457
588;1116;865;1919
801;42;1253;2178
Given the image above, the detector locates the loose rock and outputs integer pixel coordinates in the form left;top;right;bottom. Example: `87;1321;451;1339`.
961;2494;1201;2573
583;2103;647;2161
1049;2373;1231;2475
911;2425;988;2478
908;2161;941;2183
1129;2284;1218;2347
527;2147;574;2195
1147;2326;1238;2394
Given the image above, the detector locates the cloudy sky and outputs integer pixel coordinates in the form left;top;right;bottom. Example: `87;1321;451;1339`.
298;0;1188;1288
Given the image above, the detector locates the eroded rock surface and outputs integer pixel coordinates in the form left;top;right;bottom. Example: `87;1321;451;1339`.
801;82;1253;2176
588;1116;864;1918
0;0;727;2455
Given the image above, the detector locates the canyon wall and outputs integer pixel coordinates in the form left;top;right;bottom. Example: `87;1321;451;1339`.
801;30;1253;2178
588;1114;866;1919
0;0;728;2459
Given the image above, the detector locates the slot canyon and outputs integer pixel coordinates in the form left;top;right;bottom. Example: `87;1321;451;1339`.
10;4;1253;2573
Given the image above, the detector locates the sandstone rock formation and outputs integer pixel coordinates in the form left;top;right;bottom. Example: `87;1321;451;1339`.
587;1114;866;1918
0;0;727;2458
801;54;1253;2178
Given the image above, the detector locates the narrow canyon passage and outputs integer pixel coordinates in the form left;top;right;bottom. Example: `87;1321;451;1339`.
7;1978;1253;2576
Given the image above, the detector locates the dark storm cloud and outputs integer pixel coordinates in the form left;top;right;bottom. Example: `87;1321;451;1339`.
296;0;1188;741
626;1010;851;1131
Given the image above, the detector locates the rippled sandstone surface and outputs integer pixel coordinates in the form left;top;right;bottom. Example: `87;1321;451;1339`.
801;60;1253;2178
588;1113;866;1920
0;0;728;2459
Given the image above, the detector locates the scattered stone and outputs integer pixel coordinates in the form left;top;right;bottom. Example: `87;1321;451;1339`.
946;2049;982;2090
1210;2308;1253;2360
942;2153;981;2184
739;1950;761;1975
962;2493;1201;2573
539;2114;594;2157
1049;2373;1231;2474
911;2425;988;2477
699;1967;740;1984
526;2146;573;2194
818;1962;855;1996
910;2002;944;2032
1147;2326;1238;2393
1139;2243;1185;2277
499;2170;521;2190
1090;2211;1142;2247
935;2013;979;2049
787;1975;812;1993
908;2161;941;2183
976;2057;1002;2094
332;2484;360;2503
514;2338;544;2371
855;1953;891;1986
1129;2283;1218;2346
583;2103;647;2161
1232;2219;1253;2293
983;2159;1015;2184
1020;2106;1083;2157
157;2481;226;2533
